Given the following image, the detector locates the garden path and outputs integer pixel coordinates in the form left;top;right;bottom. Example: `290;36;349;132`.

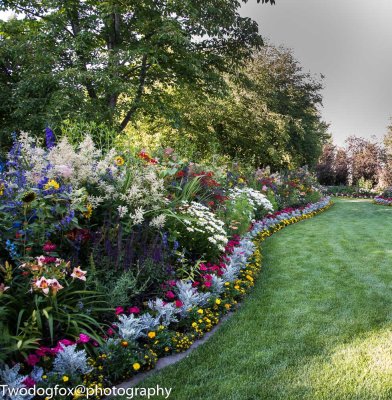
129;199;392;400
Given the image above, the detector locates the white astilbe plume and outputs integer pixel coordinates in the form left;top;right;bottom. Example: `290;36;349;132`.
175;281;211;316
52;344;92;378
0;364;32;400
148;298;179;326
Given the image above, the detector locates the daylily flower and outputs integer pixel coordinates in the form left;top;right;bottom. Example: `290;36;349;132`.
71;266;87;281
34;277;50;295
48;278;64;294
0;283;9;293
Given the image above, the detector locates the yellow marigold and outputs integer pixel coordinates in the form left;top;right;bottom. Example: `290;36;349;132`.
133;362;141;371
44;179;60;191
115;156;125;166
215;299;221;305
62;375;69;382
197;309;204;314
148;331;156;339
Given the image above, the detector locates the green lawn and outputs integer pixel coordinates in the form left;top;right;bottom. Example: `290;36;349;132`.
130;199;392;399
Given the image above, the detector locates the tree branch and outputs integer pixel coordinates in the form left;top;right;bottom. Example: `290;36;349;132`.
119;54;149;132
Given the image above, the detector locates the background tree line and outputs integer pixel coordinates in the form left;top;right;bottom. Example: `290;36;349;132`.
0;0;328;169
316;126;392;188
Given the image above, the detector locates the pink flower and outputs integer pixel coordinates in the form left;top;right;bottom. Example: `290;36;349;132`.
165;291;175;300
115;306;124;315
77;333;90;344
23;377;36;388
107;328;114;336
166;280;177;287
92;340;99;347
70;266;87;281
175;300;183;308
26;354;40;366
204;281;212;288
128;306;140;314
192;281;200;287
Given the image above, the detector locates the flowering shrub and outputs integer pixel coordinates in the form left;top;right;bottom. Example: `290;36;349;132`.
173;201;228;260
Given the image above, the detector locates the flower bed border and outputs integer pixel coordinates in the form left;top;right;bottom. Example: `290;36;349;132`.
373;196;392;206
108;197;333;393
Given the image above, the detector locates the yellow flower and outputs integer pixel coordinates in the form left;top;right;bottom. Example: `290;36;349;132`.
133;362;141;371
83;203;93;219
215;299;221;305
148;331;156;339
192;322;198;328
44;179;60;191
0;184;4;196
197;309;204;315
62;375;69;382
115;156;125;166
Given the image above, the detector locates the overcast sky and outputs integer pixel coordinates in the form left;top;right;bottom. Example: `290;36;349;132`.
241;0;392;146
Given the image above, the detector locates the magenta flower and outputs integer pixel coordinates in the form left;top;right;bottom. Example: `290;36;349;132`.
115;306;124;315
175;300;183;308
36;346;51;356
43;242;57;252
77;333;90;344
128;306;140;314
165;291;175;300
26;354;40;366
23;376;36;388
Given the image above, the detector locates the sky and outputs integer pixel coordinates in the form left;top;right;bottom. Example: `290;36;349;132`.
2;3;392;147
241;0;392;146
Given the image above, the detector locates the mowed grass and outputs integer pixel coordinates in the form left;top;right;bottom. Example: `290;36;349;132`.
129;200;392;400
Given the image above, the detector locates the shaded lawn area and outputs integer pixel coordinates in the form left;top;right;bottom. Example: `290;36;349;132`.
125;199;392;399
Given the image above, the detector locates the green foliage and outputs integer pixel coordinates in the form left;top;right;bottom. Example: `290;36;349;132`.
0;0;266;137
219;195;254;237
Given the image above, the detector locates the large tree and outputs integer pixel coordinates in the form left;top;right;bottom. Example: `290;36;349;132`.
0;0;275;137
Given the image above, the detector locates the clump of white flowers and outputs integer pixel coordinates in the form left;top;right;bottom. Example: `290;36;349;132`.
229;187;274;213
178;201;228;255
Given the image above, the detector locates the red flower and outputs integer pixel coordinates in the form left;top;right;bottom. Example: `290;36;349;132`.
175;300;183;308
176;170;186;178
115;306;124;315
192;281;200;287
165;291;175;300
